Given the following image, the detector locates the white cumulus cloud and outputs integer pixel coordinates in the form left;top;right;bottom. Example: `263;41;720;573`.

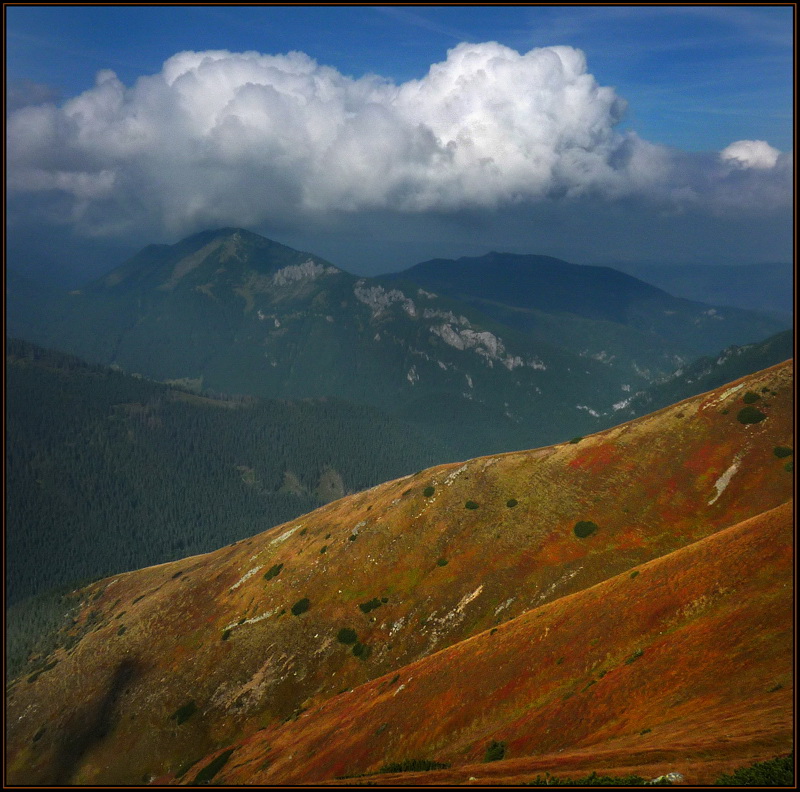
5;43;791;240
720;139;781;169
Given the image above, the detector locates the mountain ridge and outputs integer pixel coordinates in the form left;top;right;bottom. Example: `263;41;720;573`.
7;227;788;460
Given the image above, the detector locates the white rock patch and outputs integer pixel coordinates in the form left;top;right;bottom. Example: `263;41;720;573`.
230;566;263;591
273;260;339;286
270;524;302;545
708;455;743;505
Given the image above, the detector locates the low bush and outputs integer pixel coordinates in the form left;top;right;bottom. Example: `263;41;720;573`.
379;759;450;774
569;437;583;444
291;598;310;616
574;520;599;538
465;500;479;510
359;598;382;614
506;498;518;508
774;446;793;458
170;700;197;725
436;558;448;567
484;740;506;762
737;406;767;424
263;563;283;581
785;462;794;473
630;570;639;579
423;486;435;497
337;628;358;645
320;545;328;554
221;629;231;641
742;391;761;404
526;771;672;786
714;753;793;786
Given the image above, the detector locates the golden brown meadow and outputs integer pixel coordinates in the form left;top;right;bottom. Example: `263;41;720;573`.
6;360;793;785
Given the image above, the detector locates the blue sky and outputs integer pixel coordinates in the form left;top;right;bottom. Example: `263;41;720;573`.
6;5;794;280
8;5;793;150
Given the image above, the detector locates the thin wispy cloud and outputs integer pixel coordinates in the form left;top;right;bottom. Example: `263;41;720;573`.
373;6;476;43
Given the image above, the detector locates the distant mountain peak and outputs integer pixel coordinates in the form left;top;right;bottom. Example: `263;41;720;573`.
90;227;339;294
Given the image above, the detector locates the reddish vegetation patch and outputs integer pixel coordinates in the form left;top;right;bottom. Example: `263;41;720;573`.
568;442;618;473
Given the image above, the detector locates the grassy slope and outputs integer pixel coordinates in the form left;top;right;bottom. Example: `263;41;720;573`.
5;361;793;785
203;500;793;786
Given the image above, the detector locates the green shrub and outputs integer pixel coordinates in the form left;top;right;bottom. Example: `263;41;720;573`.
352;642;371;660
348;534;358;541
714;753;793;786
526;771;671;786
359;598;382;614
221;629;231;641
320;545;328;554
742;391;761;404
381;597;388;603
423;486;435;497
506;498;518;508
436;558;448;567
574;520;599;538
291;598;310;616
624;648;644;664
774;446;793;458
569;437;583;444
117;625;126;635
785;462;794;473
193;749;234;784
170;700;197;725
263;563;283;581
737;406;767;424
630;570;639;579
465;500;479;510
337;628;358;645
484;740;506;762
379;759;451;773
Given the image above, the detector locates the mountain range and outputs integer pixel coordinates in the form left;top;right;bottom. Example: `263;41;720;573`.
7;228;789;459
6;360;792;785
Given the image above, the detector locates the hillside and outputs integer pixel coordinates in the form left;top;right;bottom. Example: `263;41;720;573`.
6;360;793;785
7;229;787;459
5;339;458;673
614;330;794;421
387;252;789;383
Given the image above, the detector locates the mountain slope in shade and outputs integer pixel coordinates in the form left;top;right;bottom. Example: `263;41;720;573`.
615;329;794;421
7;229;627;458
5;361;793;785
387;252;789;378
7;228;788;460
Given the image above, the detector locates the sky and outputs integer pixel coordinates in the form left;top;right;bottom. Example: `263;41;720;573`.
6;5;794;285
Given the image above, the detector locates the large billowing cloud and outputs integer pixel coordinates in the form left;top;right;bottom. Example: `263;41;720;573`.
6;43;792;241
